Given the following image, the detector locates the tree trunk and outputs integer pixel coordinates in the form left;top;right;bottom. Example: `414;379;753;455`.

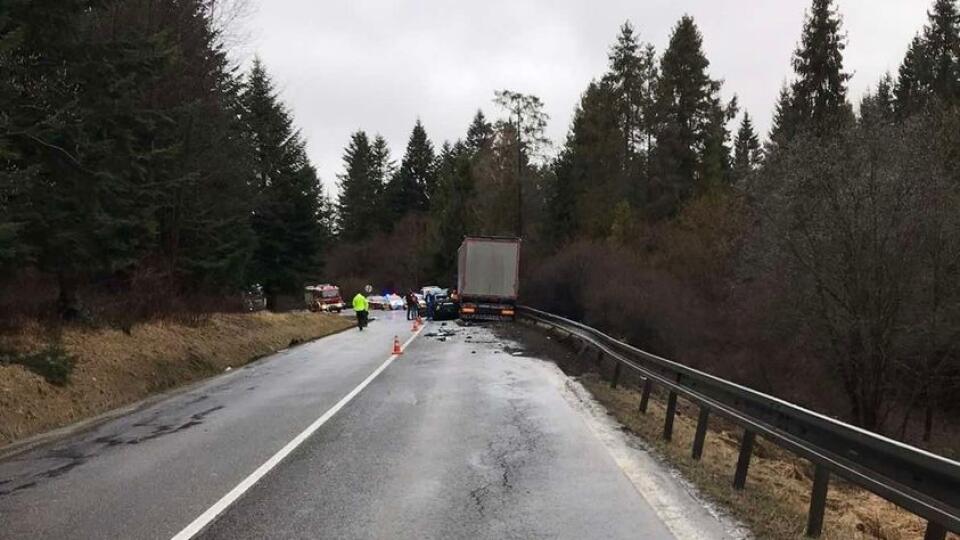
923;404;934;443
57;271;81;320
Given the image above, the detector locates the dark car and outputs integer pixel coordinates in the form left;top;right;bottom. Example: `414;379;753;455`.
432;292;459;321
241;284;267;312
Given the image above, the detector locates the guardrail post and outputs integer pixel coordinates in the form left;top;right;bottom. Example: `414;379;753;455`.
733;430;756;490
663;389;678;441
805;465;830;537
575;340;589;373
923;522;947;540
692;407;710;460
638;379;652;414
610;362;621;389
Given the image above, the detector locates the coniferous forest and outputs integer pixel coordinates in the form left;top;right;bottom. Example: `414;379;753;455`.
3;0;960;444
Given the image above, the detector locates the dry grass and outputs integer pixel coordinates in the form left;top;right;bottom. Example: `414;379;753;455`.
581;375;957;540
0;311;353;447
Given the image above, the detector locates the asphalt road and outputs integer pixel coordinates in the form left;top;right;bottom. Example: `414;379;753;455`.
0;310;734;539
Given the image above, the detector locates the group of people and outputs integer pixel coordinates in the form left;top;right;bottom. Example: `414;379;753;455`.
350;286;457;331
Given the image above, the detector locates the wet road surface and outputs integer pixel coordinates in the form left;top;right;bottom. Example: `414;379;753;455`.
0;311;732;539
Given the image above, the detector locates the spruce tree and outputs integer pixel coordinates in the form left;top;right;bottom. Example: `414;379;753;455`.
430;141;473;279
896;0;960;113
648;16;731;217
860;73;897;127
153;0;256;290
923;0;960;102
0;18;28;269
386;120;436;217
551;81;623;240
701;94;739;189
0;0;318;312
242;59;324;302
768;84;800;152
732;112;761;182
2;0;179;314
789;0;852;133
465;110;495;153
603;22;657;165
895;35;932;116
602;21;658;206
370;134;395;231
337;131;379;242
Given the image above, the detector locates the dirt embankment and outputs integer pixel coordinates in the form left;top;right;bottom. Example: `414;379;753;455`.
497;321;958;540
0;311;353;448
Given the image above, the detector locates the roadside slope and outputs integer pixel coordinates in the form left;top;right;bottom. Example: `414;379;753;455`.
0;311;352;447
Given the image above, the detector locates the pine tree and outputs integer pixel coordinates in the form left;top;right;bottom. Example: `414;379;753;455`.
896;0;960;114
701;94;739;189
765;84;799;155
861;73;897;127
732;112;761;182
552;81;624;239
1;1;321;312
0;15;28;269
370;134;394;231
923;0;960;102
895;35;932;116
430;141;474;279
242;59;324;301
789;0;852;132
153;1;256;290
648;16;731;217
602;21;658;206
386;120;436;217
465;110;495;153
2;0;182;314
337;131;379;242
603;22;657;166
768;84;800;153
493;90;551;237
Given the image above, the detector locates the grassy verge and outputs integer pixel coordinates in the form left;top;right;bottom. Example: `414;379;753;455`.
500;322;956;540
0;311;353;448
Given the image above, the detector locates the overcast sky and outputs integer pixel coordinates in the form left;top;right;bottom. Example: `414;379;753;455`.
243;1;931;194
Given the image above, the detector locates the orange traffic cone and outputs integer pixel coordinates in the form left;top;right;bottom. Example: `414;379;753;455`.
392;336;403;355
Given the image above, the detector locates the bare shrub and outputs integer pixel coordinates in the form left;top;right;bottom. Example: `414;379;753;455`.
325;214;435;294
750;109;960;433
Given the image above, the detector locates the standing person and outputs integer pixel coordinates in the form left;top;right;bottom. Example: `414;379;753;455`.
352;291;369;331
406;290;418;321
426;291;436;320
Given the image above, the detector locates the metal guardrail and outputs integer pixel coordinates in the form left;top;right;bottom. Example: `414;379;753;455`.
518;306;960;539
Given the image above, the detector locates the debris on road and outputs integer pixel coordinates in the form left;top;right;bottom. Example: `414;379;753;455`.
424;326;458;342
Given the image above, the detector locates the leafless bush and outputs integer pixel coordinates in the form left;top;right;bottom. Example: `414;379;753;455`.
526;239;729;366
0;266;244;333
325;214;435;295
750;109;960;433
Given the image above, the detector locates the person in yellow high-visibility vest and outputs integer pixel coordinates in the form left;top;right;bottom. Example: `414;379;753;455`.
352;291;369;331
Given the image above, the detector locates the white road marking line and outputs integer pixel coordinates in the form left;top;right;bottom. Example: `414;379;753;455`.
170;328;423;540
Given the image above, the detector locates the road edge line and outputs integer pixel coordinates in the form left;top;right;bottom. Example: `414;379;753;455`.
170;328;423;540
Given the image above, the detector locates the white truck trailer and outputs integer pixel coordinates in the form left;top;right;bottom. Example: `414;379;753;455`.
457;236;520;321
